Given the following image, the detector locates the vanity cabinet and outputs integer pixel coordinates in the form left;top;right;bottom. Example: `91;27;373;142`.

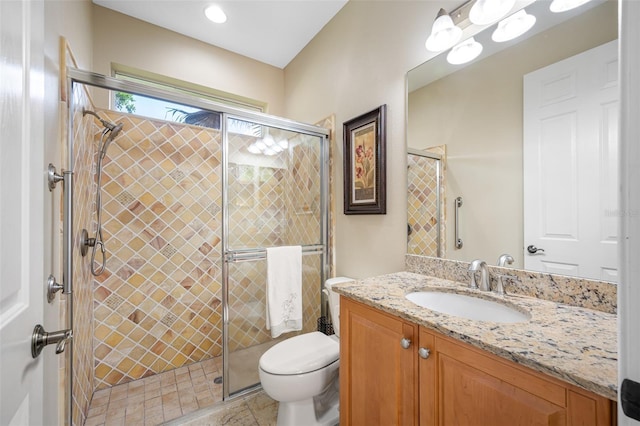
340;297;615;426
339;295;418;424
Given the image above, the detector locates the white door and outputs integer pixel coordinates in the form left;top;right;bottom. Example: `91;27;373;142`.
0;0;46;424
619;1;640;423
523;40;618;282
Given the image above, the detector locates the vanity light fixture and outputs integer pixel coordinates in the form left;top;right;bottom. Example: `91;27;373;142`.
550;0;593;13
247;135;288;155
205;4;227;23
447;37;483;65
469;0;516;25
277;139;289;150
491;9;536;42
247;144;261;154
425;8;463;52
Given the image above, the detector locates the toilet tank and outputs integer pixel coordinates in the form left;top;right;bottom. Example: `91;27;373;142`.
324;277;354;337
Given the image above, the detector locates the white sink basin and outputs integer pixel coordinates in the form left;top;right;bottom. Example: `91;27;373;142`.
405;291;530;323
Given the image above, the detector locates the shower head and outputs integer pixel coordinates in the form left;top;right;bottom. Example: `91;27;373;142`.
83;109;125;158
99;122;124;159
83;108;121;132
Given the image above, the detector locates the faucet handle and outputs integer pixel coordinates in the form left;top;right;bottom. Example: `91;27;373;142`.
497;254;514;267
494;273;520;295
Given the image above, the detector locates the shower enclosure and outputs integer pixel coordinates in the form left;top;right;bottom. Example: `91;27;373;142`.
407;148;444;258
66;69;329;425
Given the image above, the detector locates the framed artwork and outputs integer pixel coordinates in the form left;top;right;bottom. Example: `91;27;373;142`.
343;105;387;214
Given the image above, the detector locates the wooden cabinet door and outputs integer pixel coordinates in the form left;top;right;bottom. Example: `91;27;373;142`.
436;336;566;426
438;353;566;425
340;298;418;426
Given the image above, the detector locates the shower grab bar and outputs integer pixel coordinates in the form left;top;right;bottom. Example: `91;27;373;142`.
454;196;463;249
225;244;324;263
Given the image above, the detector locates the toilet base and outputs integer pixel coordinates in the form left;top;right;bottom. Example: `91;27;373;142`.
276;377;339;426
276;399;339;426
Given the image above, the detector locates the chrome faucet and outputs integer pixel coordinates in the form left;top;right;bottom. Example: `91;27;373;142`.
497;254;514;267
468;259;490;291
496;254;515;295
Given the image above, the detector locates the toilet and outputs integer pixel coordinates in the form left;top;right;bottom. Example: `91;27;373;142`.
259;277;353;426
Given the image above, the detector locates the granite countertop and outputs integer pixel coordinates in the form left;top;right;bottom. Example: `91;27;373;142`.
333;271;618;400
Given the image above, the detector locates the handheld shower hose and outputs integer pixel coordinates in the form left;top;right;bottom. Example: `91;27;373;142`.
82;109;124;276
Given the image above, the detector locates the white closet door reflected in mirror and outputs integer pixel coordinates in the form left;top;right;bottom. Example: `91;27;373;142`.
523;40;618;283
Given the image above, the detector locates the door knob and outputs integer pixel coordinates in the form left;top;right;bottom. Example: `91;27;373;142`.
400;338;411;349
32;324;73;358
418;347;430;359
527;245;545;254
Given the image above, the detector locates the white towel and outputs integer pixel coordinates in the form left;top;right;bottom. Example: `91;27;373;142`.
266;245;302;338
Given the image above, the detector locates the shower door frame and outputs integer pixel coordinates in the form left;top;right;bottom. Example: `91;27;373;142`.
66;68;331;403
221;113;330;398
407;148;442;258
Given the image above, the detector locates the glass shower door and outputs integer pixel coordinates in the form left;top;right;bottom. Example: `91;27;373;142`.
223;117;327;396
407;150;444;258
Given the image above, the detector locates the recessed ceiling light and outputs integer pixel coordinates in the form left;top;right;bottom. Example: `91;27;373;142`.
205;5;227;24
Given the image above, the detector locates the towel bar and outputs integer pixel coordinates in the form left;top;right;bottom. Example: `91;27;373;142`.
225;244;324;263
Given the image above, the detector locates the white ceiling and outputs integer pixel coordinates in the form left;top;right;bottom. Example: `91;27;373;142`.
93;0;348;69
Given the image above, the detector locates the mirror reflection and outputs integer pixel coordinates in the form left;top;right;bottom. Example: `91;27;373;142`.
406;0;618;282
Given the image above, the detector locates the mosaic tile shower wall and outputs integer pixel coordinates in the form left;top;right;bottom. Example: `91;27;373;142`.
407;152;445;257
92;111;223;390
71;87;101;425
91;112;323;389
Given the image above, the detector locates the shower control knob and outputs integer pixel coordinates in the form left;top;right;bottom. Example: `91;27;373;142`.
400;338;412;349
418;347;430;359
31;324;73;358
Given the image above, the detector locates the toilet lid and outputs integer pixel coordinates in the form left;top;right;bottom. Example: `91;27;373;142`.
259;332;339;375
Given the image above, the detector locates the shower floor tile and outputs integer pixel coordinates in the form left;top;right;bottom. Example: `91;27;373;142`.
85;357;224;426
84;354;278;426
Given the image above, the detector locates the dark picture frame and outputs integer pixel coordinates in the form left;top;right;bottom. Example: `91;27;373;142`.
343;105;387;215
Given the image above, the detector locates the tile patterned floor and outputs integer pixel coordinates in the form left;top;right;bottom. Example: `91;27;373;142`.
85;357;224;425
166;390;277;426
84;353;278;426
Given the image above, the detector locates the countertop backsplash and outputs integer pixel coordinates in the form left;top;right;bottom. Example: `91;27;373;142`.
405;254;617;314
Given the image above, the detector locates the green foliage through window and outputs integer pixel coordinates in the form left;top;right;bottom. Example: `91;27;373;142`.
115;92;136;113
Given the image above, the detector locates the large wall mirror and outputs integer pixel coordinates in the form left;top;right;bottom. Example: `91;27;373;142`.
406;0;618;282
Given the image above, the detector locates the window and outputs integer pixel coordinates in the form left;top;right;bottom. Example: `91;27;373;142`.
112;67;265;136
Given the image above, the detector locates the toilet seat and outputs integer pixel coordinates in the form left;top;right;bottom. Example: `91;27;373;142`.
259;331;339;375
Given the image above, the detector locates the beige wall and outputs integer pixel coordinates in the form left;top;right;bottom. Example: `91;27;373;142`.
284;0;446;279
407;2;617;268
91;6;285;115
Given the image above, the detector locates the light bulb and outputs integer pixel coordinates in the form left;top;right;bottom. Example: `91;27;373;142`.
469;0;516;25
550;0;592;13
492;10;536;43
247;144;261;154
425;9;462;52
447;37;483;65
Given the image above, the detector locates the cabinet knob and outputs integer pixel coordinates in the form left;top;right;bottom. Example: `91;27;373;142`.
419;347;430;359
400;338;411;349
